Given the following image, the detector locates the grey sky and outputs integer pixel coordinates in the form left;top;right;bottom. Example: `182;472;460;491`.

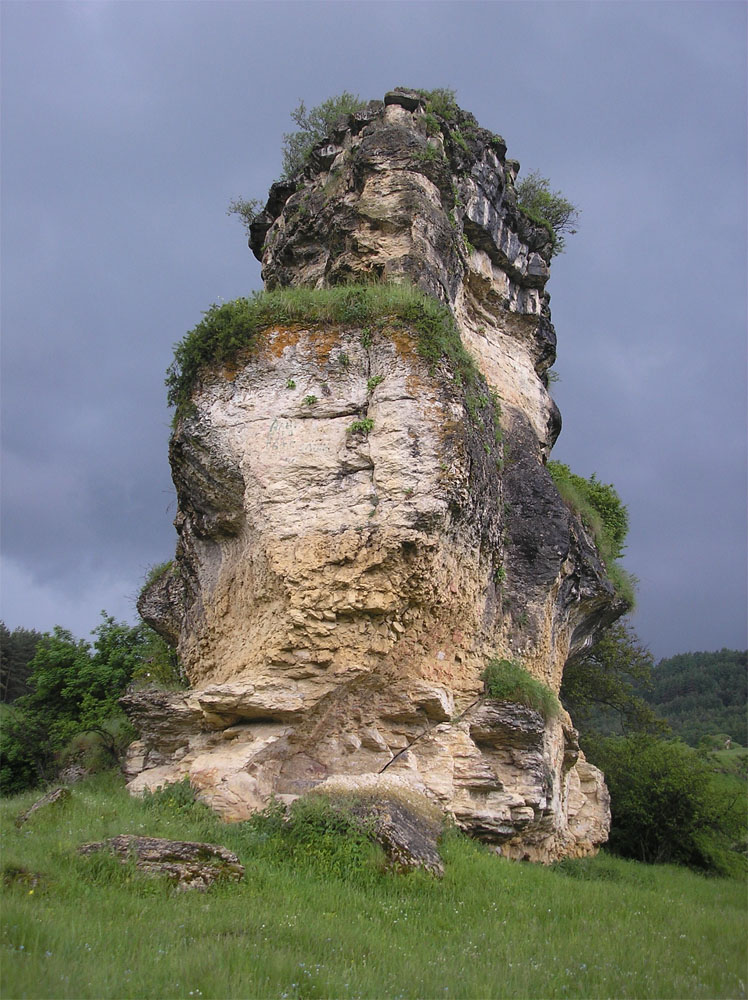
1;0;745;660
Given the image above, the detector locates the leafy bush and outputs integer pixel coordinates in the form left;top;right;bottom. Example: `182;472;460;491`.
587;734;747;875
0;617;160;795
516;170;580;256
234;796;384;885
481;658;560;719
413;144;444;166
547;460;634;604
413;87;459;122
348;418;374;435
547;461;628;559
226;197;263;236
281;92;366;178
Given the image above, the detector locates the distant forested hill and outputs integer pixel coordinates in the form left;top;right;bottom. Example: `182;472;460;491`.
644;649;747;746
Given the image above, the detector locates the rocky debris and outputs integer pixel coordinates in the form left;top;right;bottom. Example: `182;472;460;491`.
78;835;244;891
129;90;624;861
57;763;90;785
310;773;445;876
16;786;70;827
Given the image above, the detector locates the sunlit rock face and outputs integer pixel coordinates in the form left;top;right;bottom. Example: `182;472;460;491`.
130;90;626;860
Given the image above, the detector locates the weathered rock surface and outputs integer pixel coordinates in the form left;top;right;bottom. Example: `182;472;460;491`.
78;835;244;891
130;90;624;861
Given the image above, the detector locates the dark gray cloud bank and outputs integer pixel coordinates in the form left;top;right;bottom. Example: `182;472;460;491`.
1;1;745;660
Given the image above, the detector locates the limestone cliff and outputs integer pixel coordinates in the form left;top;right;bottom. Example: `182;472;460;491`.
130;90;626;861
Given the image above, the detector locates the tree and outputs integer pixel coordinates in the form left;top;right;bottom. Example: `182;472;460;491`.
227;93;366;237
281;92;365;178
0;622;43;702
0;616;170;795
566;625;747;874
226;197;263;237
587;734;746;874
644;649;747;746
516;170;580;256
561;619;667;738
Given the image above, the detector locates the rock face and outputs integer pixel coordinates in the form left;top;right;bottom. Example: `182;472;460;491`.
131;89;625;861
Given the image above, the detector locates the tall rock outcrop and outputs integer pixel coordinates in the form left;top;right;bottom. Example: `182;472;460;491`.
130;90;626;861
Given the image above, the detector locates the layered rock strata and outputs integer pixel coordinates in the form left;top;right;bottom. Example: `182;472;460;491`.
130;89;625;861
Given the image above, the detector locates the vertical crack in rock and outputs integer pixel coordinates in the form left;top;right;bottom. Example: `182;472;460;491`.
129;89;626;860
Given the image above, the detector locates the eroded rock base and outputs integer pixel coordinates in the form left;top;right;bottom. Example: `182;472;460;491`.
122;685;609;863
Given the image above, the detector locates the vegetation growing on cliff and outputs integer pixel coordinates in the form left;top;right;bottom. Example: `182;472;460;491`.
226;196;263;237
227;88;576;262
547;460;634;604
227;92;366;232
281;92;366;178
516;171;580;256
481;658;560;719
166;282;500;448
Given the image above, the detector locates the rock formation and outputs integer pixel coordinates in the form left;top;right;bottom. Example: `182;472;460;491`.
130;89;626;862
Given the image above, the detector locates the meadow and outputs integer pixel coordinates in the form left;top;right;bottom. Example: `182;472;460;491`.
1;772;745;1000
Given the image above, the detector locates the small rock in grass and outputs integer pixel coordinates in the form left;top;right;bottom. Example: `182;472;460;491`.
78;835;244;891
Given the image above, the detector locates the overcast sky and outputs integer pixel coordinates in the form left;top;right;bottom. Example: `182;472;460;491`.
1;0;746;661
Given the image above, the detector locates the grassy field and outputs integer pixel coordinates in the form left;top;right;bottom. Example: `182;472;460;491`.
1;772;746;1000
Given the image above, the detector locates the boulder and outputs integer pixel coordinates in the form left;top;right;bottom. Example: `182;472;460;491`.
78;835;244;891
311;773;445;876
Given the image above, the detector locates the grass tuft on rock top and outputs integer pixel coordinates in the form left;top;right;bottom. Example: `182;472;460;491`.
481;658;560;719
166;282;493;424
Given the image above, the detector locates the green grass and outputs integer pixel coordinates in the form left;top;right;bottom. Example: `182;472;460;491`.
2;772;746;999
710;744;748;777
481;658;560;719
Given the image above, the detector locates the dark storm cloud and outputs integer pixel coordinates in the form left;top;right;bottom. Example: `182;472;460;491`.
1;1;745;658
